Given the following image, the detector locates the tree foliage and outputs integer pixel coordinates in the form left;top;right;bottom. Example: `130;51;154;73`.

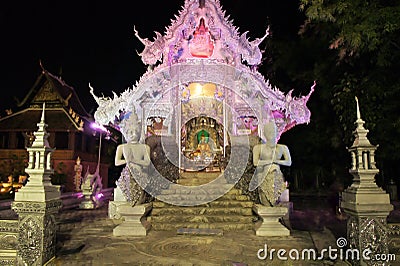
300;0;400;63
299;0;400;180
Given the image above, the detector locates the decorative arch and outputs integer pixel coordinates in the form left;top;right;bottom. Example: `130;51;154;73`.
131;62;313;139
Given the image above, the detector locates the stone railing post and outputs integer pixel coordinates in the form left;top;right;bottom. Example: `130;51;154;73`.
12;103;62;265
340;97;393;265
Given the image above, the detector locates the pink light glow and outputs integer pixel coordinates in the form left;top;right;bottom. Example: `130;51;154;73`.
91;122;109;133
271;110;284;119
95;193;104;199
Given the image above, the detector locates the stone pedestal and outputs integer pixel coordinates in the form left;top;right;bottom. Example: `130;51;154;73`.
340;98;394;266
79;189;96;209
113;203;152;236
278;189;292;229
277;201;293;230
10;105;62;265
14;184;60;202
253;204;290;236
108;186;127;219
12;200;62;266
109;201;126;219
341;188;393;266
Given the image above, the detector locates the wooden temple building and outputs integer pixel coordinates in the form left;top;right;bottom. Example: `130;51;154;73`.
0;67;115;192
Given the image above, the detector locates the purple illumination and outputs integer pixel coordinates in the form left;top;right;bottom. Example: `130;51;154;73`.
91;122;109;133
95;193;104;199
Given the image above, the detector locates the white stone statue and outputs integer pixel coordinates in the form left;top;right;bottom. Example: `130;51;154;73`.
115;112;151;206
79;168;102;209
252;121;292;206
81;170;94;194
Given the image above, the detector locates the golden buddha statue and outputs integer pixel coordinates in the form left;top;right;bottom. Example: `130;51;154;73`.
193;133;212;158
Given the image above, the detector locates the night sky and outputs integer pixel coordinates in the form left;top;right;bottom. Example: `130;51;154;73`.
1;1;303;115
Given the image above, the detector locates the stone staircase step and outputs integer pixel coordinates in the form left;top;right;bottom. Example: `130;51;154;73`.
150;172;255;232
177;228;224;236
167;183;232;191
149;215;255;223
152;200;254;208
208;200;254;207
151;206;254;216
219;194;251;201
155;195;223;202
160;187;243;195
151;222;254;231
154;194;251;202
177;174;224;185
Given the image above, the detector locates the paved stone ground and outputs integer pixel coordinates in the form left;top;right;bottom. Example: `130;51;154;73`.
1;197;399;265
52;203;345;266
49;196;355;266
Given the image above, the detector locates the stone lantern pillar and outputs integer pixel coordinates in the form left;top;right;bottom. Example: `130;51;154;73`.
12;103;62;265
340;97;393;265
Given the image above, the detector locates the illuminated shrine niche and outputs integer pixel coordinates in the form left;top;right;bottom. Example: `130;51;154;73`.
189;18;215;58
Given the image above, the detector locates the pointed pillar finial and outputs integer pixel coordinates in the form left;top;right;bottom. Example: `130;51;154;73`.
355;96;361;121
41;102;46;123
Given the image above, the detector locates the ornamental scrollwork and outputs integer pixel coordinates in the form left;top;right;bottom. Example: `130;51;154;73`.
388;223;400;235
12;200;61;214
348;216;390;263
0;220;19;233
42;215;57;263
18;216;41;265
0;259;16;265
0;234;18;250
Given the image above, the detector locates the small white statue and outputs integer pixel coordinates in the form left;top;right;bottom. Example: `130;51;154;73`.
115;112;151;206
79;168;102;209
252;121;292;206
81;171;93;194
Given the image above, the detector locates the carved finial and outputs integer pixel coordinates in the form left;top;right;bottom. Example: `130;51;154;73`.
355;96;361;121
39;59;45;73
89;83;100;105
5;109;13;116
41;102;46;123
254;27;270;46
304;81;316;102
65;93;72;106
133;25;149;46
351;95;371;147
